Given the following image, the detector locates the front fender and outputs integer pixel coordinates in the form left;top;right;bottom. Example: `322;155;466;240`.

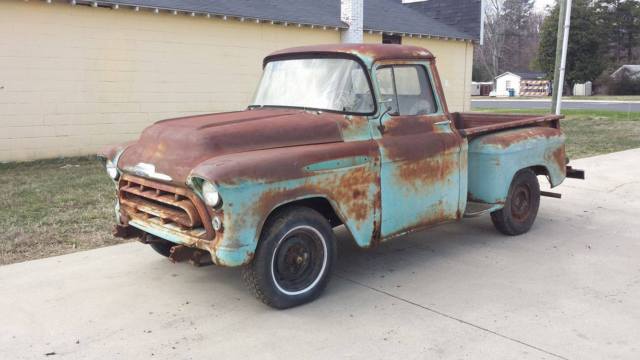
189;141;381;266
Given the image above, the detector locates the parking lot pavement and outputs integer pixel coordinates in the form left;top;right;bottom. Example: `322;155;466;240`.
472;99;640;112
1;149;639;360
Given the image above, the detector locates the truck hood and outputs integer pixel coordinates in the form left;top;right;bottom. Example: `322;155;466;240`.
117;108;345;184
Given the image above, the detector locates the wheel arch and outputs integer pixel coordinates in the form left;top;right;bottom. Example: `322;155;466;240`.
257;196;353;247
529;163;564;188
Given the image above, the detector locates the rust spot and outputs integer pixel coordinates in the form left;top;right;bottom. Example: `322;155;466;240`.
334;166;376;224
253;163;377;232
454;113;564;139
550;146;566;169
118;109;346;186
118;174;214;240
395;157;454;192
383;116;434;137
477;126;563;148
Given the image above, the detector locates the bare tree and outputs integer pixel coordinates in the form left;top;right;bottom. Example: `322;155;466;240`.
475;0;507;80
474;0;542;81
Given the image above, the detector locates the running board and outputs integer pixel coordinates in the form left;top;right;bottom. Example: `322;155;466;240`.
464;201;502;218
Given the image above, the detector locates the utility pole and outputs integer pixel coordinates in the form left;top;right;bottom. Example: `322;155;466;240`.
551;0;572;115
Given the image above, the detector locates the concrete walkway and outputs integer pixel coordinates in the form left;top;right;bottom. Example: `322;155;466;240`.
2;149;639;360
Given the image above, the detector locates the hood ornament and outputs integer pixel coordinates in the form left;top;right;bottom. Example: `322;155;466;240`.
124;162;172;182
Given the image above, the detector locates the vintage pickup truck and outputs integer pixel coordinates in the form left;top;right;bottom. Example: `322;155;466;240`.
99;44;583;308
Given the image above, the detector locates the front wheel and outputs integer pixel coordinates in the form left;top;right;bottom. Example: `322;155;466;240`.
242;207;336;309
491;168;541;235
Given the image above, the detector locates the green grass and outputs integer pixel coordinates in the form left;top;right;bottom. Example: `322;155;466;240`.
1;109;639;265
475;108;640;159
0;157;126;265
474;95;640;101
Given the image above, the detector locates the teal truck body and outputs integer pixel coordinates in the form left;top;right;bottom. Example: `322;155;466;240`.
100;44;582;308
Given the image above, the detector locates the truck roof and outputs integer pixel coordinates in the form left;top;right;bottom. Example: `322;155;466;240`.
264;44;435;65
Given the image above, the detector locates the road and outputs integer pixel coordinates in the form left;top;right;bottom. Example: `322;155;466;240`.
2;149;640;359
472;99;640;112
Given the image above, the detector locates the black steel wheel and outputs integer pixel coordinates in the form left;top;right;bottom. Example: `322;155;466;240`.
491;168;541;235
242;206;336;309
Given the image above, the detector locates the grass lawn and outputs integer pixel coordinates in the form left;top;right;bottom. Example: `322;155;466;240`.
473;95;640;101
476;108;640;159
1;109;639;265
0;157;125;265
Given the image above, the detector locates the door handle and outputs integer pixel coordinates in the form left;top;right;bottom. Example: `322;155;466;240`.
434;120;452;126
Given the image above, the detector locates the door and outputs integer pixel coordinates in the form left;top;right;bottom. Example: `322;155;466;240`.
371;63;463;239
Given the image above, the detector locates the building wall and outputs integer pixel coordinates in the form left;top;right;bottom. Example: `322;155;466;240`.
495;73;522;97
0;1;339;161
0;0;473;162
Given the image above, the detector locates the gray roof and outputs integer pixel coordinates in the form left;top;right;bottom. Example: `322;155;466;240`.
512;71;547;80
497;71;547;80
402;0;482;41
611;65;640;79
82;0;478;40
101;0;345;27
363;0;474;40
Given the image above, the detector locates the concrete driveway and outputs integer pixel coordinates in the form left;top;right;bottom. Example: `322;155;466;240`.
472;99;640;112
2;149;639;360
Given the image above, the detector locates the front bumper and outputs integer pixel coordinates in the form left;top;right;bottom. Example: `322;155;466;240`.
114;174;253;267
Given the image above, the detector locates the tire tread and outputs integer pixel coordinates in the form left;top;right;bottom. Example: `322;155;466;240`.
490;168;540;236
241;206;335;309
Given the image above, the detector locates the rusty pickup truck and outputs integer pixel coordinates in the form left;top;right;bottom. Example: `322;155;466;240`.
99;44;583;308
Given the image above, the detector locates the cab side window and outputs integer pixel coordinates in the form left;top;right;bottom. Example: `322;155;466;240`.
376;65;438;116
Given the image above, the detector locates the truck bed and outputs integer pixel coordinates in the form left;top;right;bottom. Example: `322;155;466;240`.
452;112;563;138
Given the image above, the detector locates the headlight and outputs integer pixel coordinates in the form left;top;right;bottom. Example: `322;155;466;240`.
202;181;221;207
106;159;118;180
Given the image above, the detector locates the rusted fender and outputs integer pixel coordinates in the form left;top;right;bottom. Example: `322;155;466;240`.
189;141;381;267
467;127;566;204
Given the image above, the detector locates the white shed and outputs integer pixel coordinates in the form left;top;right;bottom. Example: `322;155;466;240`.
495;72;521;97
494;71;548;97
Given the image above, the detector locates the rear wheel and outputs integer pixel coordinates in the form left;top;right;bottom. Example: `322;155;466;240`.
242;207;336;309
491;168;540;235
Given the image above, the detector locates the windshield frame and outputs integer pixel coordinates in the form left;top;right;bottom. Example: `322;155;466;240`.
252;53;378;116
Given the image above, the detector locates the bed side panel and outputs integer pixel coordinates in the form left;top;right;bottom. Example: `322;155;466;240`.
467;127;566;204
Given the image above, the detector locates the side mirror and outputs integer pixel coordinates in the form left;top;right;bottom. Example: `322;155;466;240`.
378;100;395;134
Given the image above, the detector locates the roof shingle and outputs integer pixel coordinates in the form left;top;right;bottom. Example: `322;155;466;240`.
79;0;479;41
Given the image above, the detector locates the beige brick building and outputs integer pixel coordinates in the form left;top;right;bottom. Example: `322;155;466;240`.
0;0;481;161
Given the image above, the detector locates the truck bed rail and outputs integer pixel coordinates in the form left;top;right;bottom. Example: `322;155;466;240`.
453;113;564;138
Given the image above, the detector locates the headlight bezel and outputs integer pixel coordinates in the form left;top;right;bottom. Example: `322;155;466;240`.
103;148;125;181
106;159;118;180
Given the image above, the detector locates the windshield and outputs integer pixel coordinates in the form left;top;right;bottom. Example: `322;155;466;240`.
251;58;375;114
